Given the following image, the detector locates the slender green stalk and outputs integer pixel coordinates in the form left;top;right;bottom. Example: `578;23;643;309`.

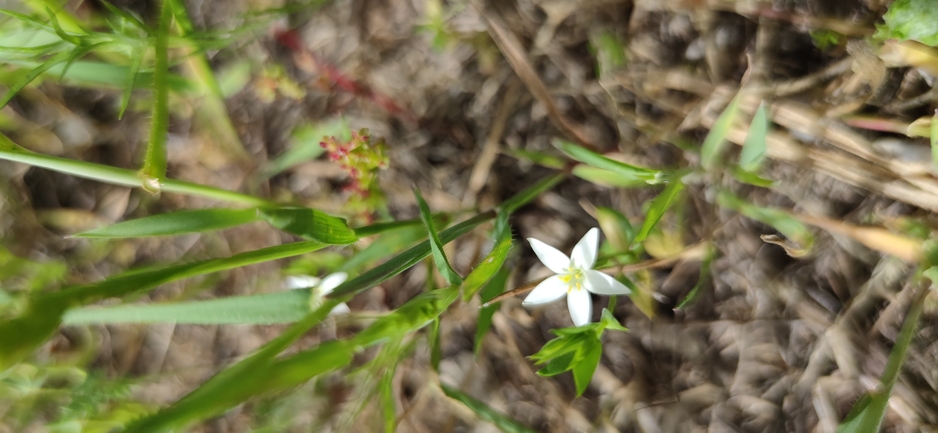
139;0;172;193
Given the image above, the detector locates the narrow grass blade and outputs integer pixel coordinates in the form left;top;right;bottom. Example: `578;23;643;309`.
0;240;327;369
328;212;494;299
730;166;774;187
428;317;442;372
740;102;768;172
263;119;349;178
554;139;661;183
75;208;260;238
258;207;358;244
415;188;462;286
463;212;511;301
138;0;172;193
0;49;71;110
441;384;536;433
474;266;509;356
701;92;741;171
123;300;346;433
63;289;311;325
572;165;648;188
7;59;196;92
118;46;145;120
633;177;684;245
717;191;814;254
499;173;565;214
0;134;271;206
353;216;429;238
350;286;459;348
341;224;428;272
504;148;566;169
837;281;928;432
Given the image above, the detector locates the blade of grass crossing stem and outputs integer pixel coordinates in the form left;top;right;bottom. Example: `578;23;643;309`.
349;286;459;348
739;102;768;172
717;191;814;251
554;139;661;183
0;134;271;206
118;46;145;120
328;212;494;299
475;266;509;357
341;224;428;272
499;173;565;214
415;188;462;286
0;49;71;110
0;240;328;369
123;299;345;433
633;177;684;245
75;208;260;238
931;110;938;171
138;0;172;193
441;384;536;433
837;280;928;432
62;289;312;325
258;207;358;244
701;92;742;170
463;211;511;301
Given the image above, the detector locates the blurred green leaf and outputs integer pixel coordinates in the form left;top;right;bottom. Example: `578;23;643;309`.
415;188;463;286
475;266;509;356
500;173;565;214
263;119;350;178
572;165;647;188
874;0;938;46
504;148;566;169
571;338;601;396
341;224;427;272
123;300;347;433
118;46;144;120
837;282;927;432
633;177;684;245
0;49;71;110
259;207;358;244
463;212;512;301
75;208;260;238
428;317;442;372
739;102;768;172
701;93;741;170
350;286;459;347
717;191;814;251
554;139;661;183
441;384;536;433
595;207;633;252
730;166;774;187
0;240;327;369
63;289;311;325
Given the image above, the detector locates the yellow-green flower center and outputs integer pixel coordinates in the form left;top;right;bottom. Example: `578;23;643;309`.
558;265;585;293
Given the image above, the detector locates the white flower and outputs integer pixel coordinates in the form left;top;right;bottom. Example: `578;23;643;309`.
285;272;350;315
522;228;630;326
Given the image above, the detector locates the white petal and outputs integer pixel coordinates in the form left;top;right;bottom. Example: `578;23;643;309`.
528;238;571;273
285;275;320;290
570;228;599;269
583;270;631;295
567;288;592;327
522;275;568;306
328;302;351;315
317;272;348;295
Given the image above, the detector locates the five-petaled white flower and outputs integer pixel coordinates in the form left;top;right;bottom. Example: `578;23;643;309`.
285;272;350;315
522;228;630;326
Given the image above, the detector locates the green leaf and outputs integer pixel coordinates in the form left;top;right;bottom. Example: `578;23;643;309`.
0;240;327;369
0;133;271;206
571;338;601;396
701;92;741;170
259;207;358;244
504;148;566;169
730;165;774;187
428;317;442;372
441;384;537;433
837;284;926;432
350;286;459;348
5;59;196;93
595;207;633;252
62;289;311;325
717;191;814;251
572;165;647;188
123;301;348;433
499;173;565;214
676;252;713;310
341;224;427;272
75;208;260;238
739;102;768;171
598;308;627;332
414;188;462;286
263;119;349;178
463;212;512;301
537;351;576;377
633;177;684;245
554;139;661;183
874;0;938;46
328;212;494;299
118;45;144;120
474;266;509;356
0;49;71;110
